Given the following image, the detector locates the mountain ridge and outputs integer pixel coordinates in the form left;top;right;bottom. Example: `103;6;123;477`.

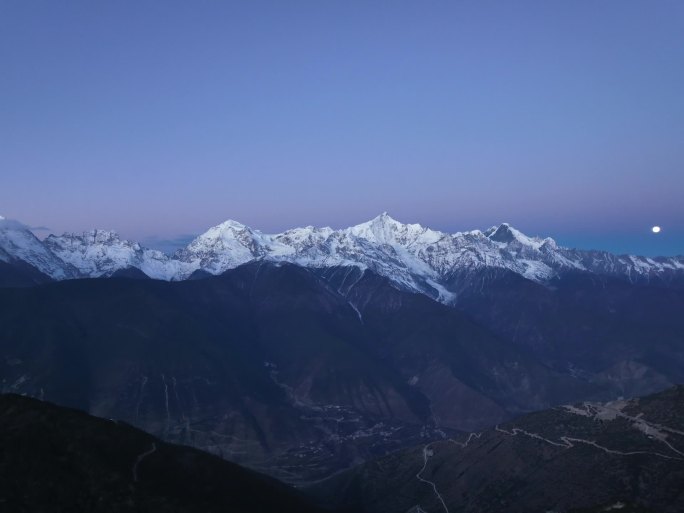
1;214;682;302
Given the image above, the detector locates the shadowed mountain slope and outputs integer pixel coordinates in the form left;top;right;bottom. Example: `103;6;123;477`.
307;386;684;513
0;260;52;288
448;268;684;395
0;263;587;482
0;393;327;513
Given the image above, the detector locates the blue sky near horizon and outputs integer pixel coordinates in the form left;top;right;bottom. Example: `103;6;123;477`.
1;1;683;256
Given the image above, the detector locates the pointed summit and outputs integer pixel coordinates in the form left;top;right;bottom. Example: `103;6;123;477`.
360;212;401;228
347;213;442;247
368;212;404;226
197;219;252;240
186;219;259;247
486;223;548;250
185;219;258;248
487;223;517;244
177;218;268;276
368;212;404;229
214;219;250;231
349;212;407;243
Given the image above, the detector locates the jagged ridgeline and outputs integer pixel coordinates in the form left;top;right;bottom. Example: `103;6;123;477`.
1;213;683;296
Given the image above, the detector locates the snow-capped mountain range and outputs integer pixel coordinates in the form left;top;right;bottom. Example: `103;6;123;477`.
1;213;682;303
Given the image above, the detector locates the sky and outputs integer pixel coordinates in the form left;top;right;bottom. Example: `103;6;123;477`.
1;1;683;256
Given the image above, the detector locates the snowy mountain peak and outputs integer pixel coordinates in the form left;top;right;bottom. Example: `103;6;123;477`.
374;212;403;225
372;211;397;226
41;230;189;280
486;223;548;250
485;223;515;242
3;214;683;305
0;217;77;279
540;237;559;251
209;219;251;234
348;213;442;247
184;219;263;248
174;219;269;277
349;213;404;242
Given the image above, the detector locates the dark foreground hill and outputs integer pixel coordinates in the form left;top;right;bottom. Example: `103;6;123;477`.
307;386;684;513
0;393;326;513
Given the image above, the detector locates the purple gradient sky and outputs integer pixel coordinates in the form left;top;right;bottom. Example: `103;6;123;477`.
1;1;683;255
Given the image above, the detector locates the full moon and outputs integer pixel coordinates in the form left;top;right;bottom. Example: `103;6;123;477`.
652;226;661;233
